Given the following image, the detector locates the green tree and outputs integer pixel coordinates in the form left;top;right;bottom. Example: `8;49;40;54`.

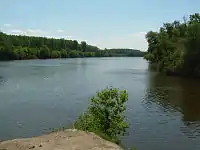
51;50;61;58
39;45;50;59
75;88;129;142
84;52;95;57
68;50;79;58
144;13;200;77
72;40;78;50
60;49;68;58
14;48;25;59
80;41;87;52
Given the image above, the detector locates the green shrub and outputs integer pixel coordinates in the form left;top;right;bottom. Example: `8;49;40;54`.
51;50;61;58
74;88;129;143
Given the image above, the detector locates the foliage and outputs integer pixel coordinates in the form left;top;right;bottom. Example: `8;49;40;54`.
60;49;68;58
51;50;61;58
74;88;129;143
107;49;144;57
80;41;87;52
0;32;144;60
144;13;200;77
0;32;100;60
39;45;50;59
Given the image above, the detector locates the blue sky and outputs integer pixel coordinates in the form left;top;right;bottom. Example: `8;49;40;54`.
0;0;199;51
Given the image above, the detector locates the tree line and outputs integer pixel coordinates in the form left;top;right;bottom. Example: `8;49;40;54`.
107;48;144;57
0;32;144;60
144;13;200;77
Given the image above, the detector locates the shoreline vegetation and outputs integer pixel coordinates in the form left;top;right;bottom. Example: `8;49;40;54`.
144;13;200;78
74;88;129;146
0;32;144;61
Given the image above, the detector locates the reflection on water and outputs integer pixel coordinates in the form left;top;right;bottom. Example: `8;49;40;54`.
144;65;200;138
0;76;5;85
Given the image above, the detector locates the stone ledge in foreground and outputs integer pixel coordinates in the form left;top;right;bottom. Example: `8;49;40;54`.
0;129;122;150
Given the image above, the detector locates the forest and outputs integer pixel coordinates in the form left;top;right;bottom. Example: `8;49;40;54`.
106;48;144;57
144;13;200;77
0;32;144;60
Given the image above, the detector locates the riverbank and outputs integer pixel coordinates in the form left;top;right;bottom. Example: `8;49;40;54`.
0;129;122;150
144;13;200;78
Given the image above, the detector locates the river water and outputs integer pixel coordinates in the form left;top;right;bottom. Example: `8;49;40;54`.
0;57;200;150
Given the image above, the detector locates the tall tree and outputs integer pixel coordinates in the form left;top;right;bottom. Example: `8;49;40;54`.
39;45;50;59
80;41;87;52
144;13;200;77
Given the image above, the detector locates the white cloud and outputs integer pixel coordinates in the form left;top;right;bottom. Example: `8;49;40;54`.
10;29;23;34
56;29;64;33
8;29;48;36
3;24;11;27
129;32;146;37
88;32;148;51
26;29;47;36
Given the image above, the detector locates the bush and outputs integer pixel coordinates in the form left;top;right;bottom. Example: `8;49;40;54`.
60;50;68;58
51;50;61;58
39;45;50;59
68;50;79;58
74;88;129;143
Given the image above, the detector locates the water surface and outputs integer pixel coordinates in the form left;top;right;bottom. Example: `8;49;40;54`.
0;57;200;150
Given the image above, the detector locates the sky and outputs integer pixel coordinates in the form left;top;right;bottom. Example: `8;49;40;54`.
0;0;199;51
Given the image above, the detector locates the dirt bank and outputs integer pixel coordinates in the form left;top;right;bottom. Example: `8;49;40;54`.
0;129;122;150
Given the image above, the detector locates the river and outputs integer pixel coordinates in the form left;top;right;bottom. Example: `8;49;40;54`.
0;57;200;150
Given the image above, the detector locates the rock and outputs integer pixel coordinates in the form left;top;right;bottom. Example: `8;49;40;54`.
29;145;35;149
0;129;122;150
